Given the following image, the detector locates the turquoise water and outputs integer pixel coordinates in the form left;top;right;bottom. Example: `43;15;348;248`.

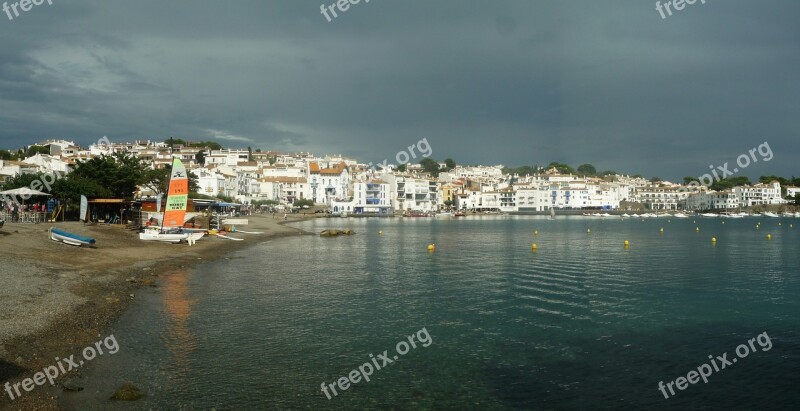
62;216;800;410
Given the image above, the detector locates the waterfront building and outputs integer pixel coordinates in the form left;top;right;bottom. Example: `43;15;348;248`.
734;182;785;206
308;161;351;205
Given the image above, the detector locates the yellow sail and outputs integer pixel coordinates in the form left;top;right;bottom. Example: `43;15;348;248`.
162;158;189;228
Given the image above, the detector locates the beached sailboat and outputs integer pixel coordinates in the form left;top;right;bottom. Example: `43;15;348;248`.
139;158;202;244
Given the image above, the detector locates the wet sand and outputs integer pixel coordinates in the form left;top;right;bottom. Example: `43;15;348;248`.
0;214;313;410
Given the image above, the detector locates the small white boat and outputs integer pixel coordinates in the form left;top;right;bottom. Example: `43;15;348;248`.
435;212;454;218
673;213;689;218
622;213;631;218
699;213;717;217
763;212;780;218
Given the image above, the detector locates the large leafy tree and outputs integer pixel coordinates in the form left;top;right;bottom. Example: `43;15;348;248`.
70;152;147;199
141;165;199;195
419;158;440;176
26;145;50;157
547;162;575;174
577;163;597;176
52;176;112;203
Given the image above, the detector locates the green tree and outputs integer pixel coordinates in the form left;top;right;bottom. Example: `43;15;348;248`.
141;165;199;195
396;164;407;172
419;158;440;176
683;176;699;185
444;158;456;170
52;176;112;203
576;163;597;176
166;137;186;148
547;162;575;174
195;150;206;165
293;198;314;208
70;152;147;199
26;145;50;157
0;150;13;160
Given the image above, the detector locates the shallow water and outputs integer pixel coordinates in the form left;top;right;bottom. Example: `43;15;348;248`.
61;216;800;410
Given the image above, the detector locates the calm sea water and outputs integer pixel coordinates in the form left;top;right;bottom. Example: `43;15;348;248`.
62;216;800;410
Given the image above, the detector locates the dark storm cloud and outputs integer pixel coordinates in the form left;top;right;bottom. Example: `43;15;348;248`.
0;0;797;180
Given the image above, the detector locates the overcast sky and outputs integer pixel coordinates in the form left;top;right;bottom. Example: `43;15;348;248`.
1;0;797;180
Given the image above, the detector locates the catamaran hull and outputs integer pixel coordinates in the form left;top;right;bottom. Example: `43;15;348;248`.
139;232;189;243
139;231;205;244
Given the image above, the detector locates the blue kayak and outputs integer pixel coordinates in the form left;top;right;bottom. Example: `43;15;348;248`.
50;228;96;246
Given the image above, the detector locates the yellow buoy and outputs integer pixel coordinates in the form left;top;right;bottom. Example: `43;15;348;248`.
587;228;591;234
427;244;436;251
624;240;630;247
778;223;782;226
695;227;700;232
378;230;383;235
660;227;664;232
756;225;760;230
534;230;539;236
532;243;538;250
711;237;717;243
767;234;772;240
721;221;725;224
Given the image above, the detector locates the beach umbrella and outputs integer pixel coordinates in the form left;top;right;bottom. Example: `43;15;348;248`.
0;188;52;196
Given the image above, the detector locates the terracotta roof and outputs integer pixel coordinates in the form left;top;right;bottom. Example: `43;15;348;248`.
309;162;320;172
319;162;347;175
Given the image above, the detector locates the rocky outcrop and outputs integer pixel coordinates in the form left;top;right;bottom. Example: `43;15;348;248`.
110;383;144;401
320;229;355;237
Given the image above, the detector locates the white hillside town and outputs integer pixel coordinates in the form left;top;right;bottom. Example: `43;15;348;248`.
0;139;795;215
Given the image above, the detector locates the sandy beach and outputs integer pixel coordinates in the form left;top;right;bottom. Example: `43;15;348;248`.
0;214;312;410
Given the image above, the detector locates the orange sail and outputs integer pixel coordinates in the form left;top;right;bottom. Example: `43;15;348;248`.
162;158;189;228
